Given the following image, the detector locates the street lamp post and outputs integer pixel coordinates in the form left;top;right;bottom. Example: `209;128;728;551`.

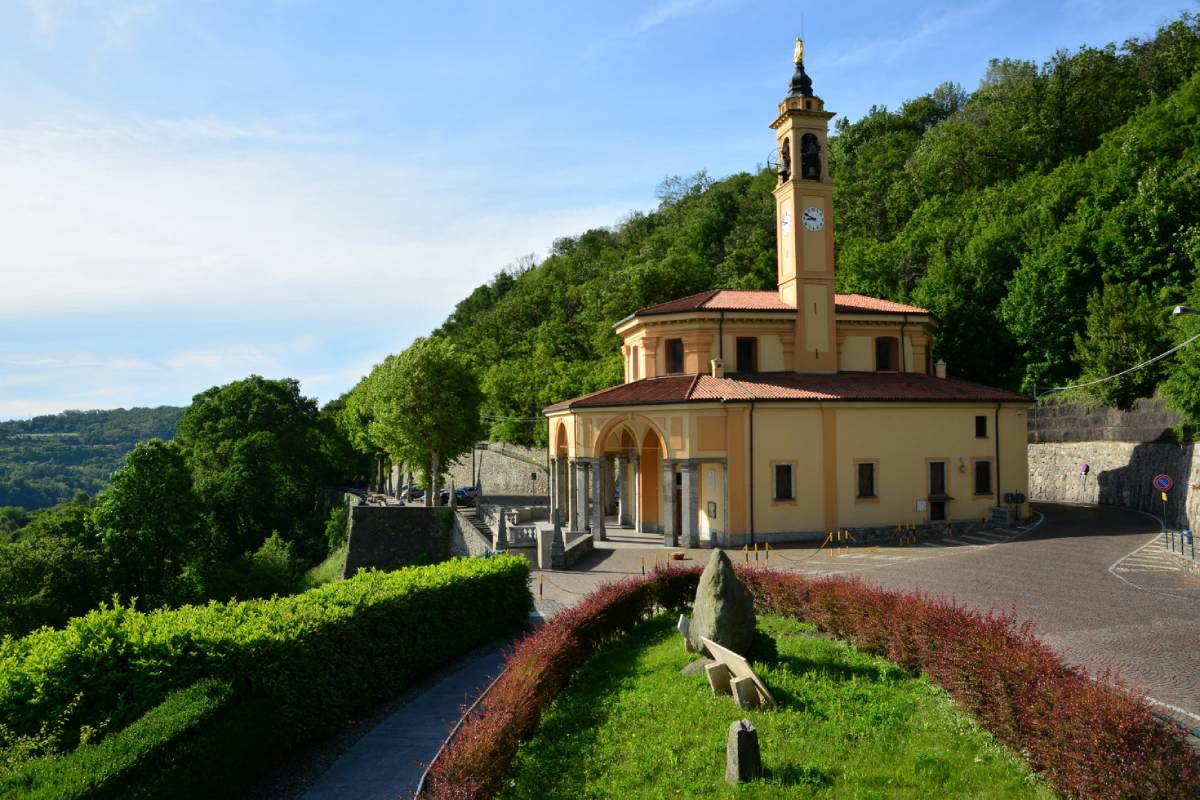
1173;306;1200;317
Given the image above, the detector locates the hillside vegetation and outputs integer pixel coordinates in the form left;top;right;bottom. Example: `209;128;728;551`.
421;14;1200;445
0;407;182;510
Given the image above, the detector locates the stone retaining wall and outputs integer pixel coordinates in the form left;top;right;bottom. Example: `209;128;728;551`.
446;444;550;497
342;498;495;577
1028;441;1197;529
1029;398;1181;444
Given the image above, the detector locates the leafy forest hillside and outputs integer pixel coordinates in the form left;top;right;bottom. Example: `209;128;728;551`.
0;407;182;510
426;14;1200;446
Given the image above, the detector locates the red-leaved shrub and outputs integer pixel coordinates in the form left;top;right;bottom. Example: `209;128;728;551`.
425;567;1199;800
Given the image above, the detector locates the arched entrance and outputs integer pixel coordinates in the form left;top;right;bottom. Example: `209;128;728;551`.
640;428;665;540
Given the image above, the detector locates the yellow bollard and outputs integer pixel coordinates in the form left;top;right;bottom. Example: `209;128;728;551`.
754;542;759;562
640;556;645;576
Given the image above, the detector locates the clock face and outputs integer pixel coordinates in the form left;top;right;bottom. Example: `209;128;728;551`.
781;210;792;234
802;207;825;232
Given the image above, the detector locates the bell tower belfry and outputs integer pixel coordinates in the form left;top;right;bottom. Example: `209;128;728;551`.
773;38;837;373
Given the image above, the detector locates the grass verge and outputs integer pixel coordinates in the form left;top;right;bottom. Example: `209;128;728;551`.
303;544;347;588
500;614;1053;799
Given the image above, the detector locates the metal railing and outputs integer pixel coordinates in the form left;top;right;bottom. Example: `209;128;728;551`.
1164;529;1197;562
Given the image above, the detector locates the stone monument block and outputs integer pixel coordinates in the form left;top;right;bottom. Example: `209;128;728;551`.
688;549;755;656
725;719;762;784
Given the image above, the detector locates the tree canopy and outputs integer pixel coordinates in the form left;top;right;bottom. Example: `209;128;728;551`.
348;338;484;491
409;13;1200;438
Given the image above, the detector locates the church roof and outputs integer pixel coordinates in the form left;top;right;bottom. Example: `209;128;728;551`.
631;290;929;317
543;371;1028;413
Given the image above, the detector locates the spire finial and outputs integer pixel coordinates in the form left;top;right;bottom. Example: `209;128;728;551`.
787;36;813;98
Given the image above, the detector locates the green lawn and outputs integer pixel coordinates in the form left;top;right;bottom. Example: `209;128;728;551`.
500;614;1054;799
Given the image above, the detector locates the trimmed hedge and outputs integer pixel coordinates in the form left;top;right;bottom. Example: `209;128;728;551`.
0;554;532;790
0;678;265;800
426;567;1200;800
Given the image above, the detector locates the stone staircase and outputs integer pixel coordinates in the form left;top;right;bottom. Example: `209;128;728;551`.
462;510;494;544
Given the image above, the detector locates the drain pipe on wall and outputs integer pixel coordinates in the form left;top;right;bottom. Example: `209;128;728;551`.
748;397;756;546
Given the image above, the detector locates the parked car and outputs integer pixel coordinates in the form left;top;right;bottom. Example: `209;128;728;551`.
438;486;477;507
398;483;424;500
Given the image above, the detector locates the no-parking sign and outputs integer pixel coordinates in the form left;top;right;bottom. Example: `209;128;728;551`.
1153;474;1174;492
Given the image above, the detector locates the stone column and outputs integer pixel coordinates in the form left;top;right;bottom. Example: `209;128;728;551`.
574;460;588;532
616;456;629;528
681;462;699;548
557;458;569;521
566;459;575;531
662;460;676;547
632;454;642;532
548;457;557;523
591;458;607;541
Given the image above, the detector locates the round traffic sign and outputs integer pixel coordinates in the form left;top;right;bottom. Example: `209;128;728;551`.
1153;474;1174;492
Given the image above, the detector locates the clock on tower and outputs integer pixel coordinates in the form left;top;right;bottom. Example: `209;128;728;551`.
771;38;837;373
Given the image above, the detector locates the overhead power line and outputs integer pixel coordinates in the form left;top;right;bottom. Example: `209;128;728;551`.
1036;331;1200;399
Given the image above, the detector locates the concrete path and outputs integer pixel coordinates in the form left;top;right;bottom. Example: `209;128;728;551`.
302;645;508;800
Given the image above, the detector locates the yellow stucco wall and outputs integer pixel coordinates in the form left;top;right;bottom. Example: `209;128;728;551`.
749;406;826;534
832;405;1029;527
840;335;873;371
548;400;1030;541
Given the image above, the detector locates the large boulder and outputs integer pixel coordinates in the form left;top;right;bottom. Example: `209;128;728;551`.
688;549;755;656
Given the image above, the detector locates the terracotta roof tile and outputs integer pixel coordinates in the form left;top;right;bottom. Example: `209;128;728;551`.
544;371;1027;412
834;293;929;314
632;290;929;316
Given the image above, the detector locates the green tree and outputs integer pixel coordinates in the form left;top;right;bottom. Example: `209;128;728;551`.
90;439;207;606
361;338;484;501
1072;282;1168;409
174;375;332;559
0;535;102;638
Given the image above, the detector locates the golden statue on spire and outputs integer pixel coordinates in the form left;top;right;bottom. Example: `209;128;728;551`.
793;36;804;65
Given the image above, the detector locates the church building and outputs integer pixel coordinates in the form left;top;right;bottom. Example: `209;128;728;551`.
543;41;1030;547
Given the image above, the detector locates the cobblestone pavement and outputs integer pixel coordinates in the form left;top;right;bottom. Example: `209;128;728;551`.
533;503;1200;731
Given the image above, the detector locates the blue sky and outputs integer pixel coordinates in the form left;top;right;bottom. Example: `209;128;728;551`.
0;0;1189;419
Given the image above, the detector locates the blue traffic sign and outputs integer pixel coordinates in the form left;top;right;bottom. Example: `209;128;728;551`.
1153;474;1174;492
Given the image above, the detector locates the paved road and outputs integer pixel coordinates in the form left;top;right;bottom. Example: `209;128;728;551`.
537;503;1200;728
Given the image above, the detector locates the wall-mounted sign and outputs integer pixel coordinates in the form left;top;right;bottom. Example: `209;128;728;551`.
707;501;717;518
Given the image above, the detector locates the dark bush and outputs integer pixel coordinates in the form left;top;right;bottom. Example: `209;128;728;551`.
0;678;265;800
0;553;532;785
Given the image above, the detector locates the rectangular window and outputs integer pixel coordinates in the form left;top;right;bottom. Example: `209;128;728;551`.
875;337;899;372
856;461;877;499
666;339;684;374
975;415;987;438
773;463;794;501
974;460;993;496
736;337;758;373
929;461;947;497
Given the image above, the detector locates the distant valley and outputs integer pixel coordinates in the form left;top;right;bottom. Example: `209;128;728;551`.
0;406;182;510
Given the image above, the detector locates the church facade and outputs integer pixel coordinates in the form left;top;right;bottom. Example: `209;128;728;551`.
543;43;1030;548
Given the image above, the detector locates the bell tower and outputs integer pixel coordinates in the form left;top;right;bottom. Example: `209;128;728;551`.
773;38;837;373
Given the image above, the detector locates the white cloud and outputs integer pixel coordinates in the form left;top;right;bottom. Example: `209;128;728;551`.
163;347;274;373
822;1;1002;70
634;0;731;33
0;123;632;319
20;0;161;48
